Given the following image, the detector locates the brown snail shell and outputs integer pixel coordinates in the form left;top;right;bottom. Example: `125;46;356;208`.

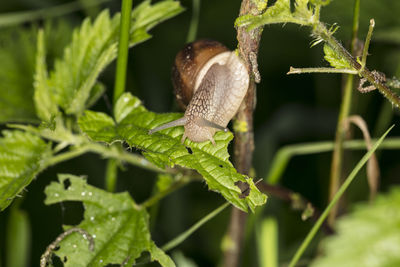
172;39;229;109
149;39;250;145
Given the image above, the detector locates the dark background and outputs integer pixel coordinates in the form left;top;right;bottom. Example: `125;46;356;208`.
1;0;400;266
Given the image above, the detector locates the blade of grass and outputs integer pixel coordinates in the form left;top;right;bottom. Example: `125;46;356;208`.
0;0;112;28
288;125;394;267
162;202;230;252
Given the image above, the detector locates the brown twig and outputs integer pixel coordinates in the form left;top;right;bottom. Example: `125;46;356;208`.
222;1;264;267
343;115;380;200
257;182;334;235
40;227;94;267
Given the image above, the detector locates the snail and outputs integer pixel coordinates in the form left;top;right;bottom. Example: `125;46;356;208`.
149;39;250;145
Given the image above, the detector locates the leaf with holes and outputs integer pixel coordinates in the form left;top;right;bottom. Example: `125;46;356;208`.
78;93;267;212
0;130;51;210
44;174;175;267
311;187;400;267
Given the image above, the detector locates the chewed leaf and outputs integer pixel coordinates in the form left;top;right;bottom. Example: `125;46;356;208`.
323;44;352;69
0;130;51;210
78;93;267;212
44;174;175;267
311;187;400;267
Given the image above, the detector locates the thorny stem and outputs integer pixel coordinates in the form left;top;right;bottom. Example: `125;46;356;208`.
313;22;400;108
223;0;263;267
327;0;360;225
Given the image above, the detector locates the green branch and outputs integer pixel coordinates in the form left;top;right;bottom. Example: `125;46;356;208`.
266;137;400;185
141;178;189;208
43;142;173;174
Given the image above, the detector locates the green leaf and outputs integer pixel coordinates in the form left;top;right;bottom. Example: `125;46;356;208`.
78;93;267;212
235;0;313;30
309;0;332;6
0;27;38;123
311;187;400;267
44;174;175;267
0;23;71;124
34;29;59;122
323;44;352;69
43;0;183;116
0;130;51;210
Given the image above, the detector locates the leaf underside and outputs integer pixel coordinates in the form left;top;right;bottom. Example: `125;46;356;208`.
0;130;51;210
45;174;175;267
78;93;267;212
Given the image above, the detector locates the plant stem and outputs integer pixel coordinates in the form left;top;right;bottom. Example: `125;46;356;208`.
361;19;375;68
44;146;91;167
105;158;118;192
223;1;264;266
113;0;133;104
141;179;188;208
314;22;400;108
266;137;400;185
256;217;278;267
43;142;174;174
257;182;334;234
186;0;200;43
288;67;357;75
162;202;230;252
327;0;360;225
328;75;354;224
288;125;393;267
108;0;133;192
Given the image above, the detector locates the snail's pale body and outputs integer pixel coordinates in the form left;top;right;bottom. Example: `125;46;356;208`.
149;40;250;145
